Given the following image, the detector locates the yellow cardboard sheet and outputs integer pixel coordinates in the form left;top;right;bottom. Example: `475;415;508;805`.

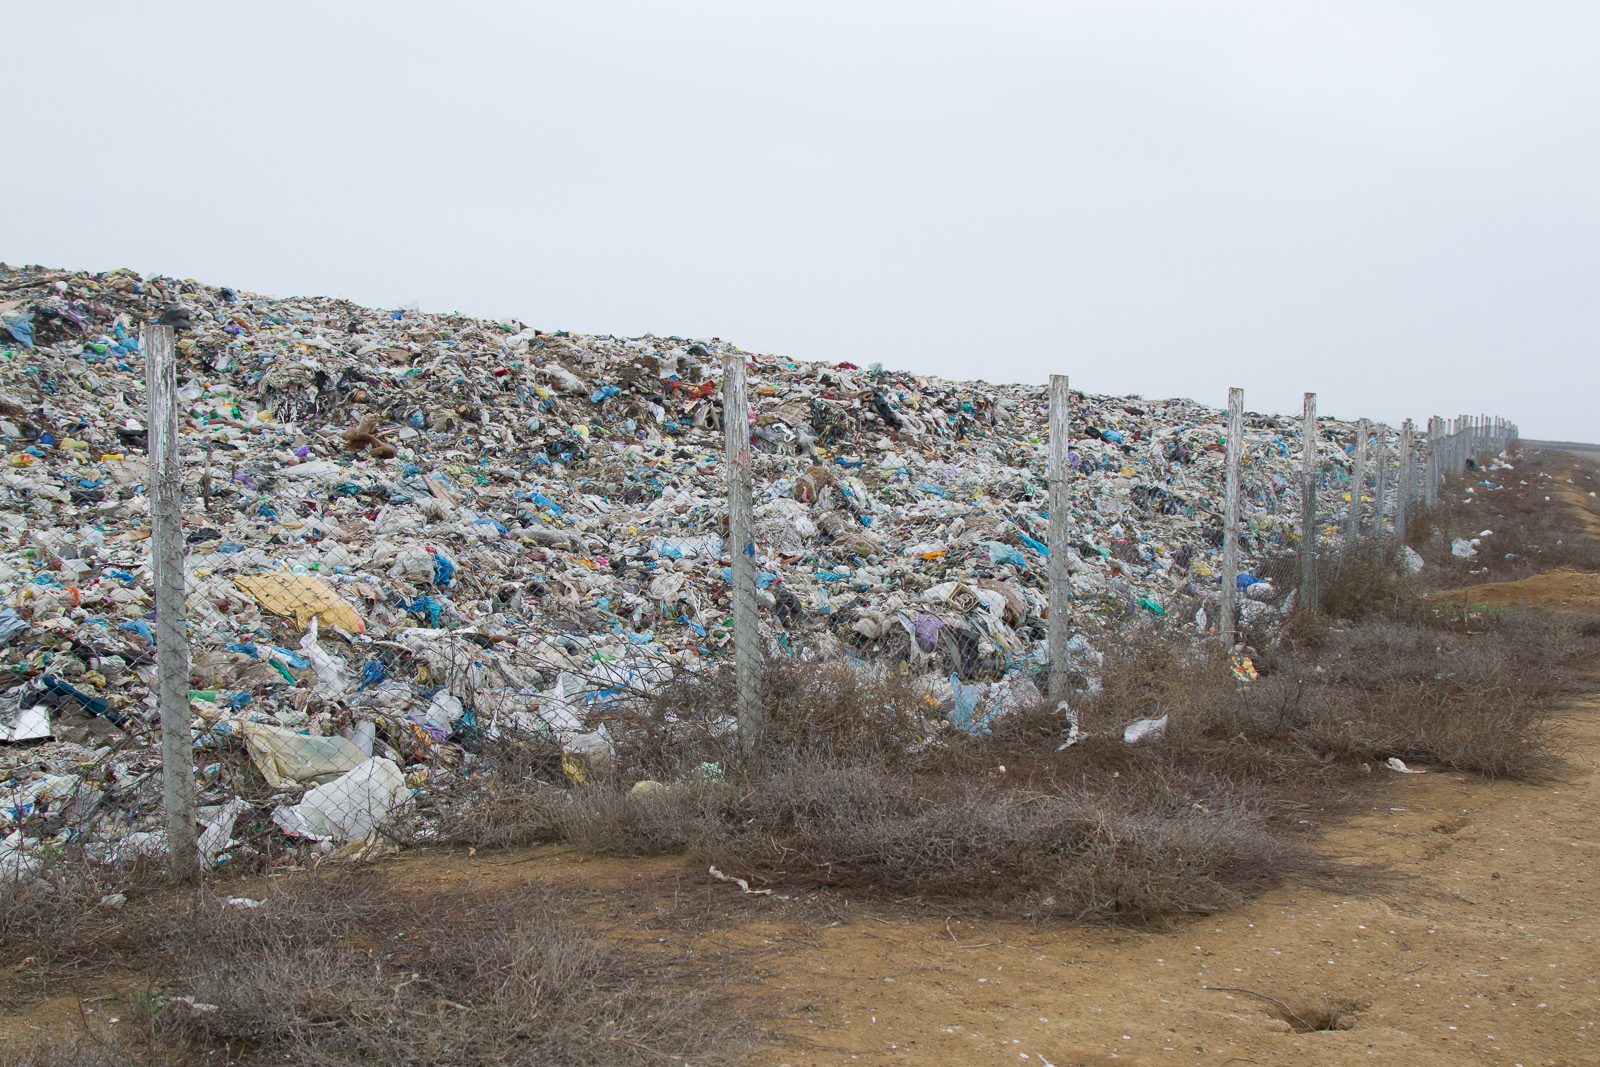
233;573;366;634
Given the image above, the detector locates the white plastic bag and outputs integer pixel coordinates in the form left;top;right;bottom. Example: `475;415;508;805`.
1123;715;1168;745
239;721;368;788
197;797;251;866
300;618;351;698
271;757;408;842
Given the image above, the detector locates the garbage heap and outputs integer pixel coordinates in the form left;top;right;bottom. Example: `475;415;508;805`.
0;264;1374;873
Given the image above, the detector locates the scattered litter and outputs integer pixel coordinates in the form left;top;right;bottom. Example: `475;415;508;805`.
709;865;773;895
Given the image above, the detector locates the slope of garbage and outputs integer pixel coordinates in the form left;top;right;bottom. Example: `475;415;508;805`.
0;264;1366;872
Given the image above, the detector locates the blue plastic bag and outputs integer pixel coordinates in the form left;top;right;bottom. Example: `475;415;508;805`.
359;659;386;688
400;595;444;627
946;673;992;736
984;541;1026;567
528;491;563;515
117;619;154;642
1;312;34;347
432;550;455;587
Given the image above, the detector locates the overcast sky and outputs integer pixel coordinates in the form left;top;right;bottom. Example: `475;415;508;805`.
5;2;1597;439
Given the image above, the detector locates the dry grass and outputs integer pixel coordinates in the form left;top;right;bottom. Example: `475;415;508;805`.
3;872;754;1067
1187;610;1587;779
1316;538;1422;621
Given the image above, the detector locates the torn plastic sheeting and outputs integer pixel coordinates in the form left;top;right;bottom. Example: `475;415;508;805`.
0;311;34;347
651;535;721;559
271;757;408;842
0;830;42;883
419;690;464;734
233;573;366;633
0;609;27;645
197;797;250;866
238;721;369;789
984;541;1026;568
1055;702;1082;750
278;460;343;480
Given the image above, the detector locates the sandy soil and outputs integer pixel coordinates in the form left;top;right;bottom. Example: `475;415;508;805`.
1437;568;1600;612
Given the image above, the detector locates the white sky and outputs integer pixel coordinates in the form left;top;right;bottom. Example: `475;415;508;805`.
5;2;1597;439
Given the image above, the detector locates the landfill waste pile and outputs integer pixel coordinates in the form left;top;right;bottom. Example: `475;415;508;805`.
0;263;1387;875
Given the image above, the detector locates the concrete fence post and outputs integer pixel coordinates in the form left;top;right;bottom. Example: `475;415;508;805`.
1047;374;1072;700
1299;392;1318;611
144;323;197;881
722;350;762;756
1220;387;1244;645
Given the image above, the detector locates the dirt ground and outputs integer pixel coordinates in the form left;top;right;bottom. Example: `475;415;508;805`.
726;699;1600;1067
1436;568;1600;612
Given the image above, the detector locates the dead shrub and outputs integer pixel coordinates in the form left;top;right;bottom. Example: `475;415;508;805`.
6;874;754;1067
0;845;171;986
1406;448;1600;583
2;1038;131;1067
1074;623;1233;735
682;754;1348;923
428;451;1600;923
605;659;938;777
1176;611;1581;779
1317;539;1420;621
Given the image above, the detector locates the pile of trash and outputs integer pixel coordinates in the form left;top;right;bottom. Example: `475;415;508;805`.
0;263;1381;872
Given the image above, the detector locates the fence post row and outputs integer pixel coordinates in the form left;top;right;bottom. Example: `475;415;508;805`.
722;351;762;756
144;323;198;881
1047;374;1072;701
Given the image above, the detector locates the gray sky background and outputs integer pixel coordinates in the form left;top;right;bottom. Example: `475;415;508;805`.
5;2;1597;439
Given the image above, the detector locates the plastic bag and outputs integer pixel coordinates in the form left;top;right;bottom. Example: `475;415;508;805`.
271;757;408;842
1123;715;1168;744
239;720;368;788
